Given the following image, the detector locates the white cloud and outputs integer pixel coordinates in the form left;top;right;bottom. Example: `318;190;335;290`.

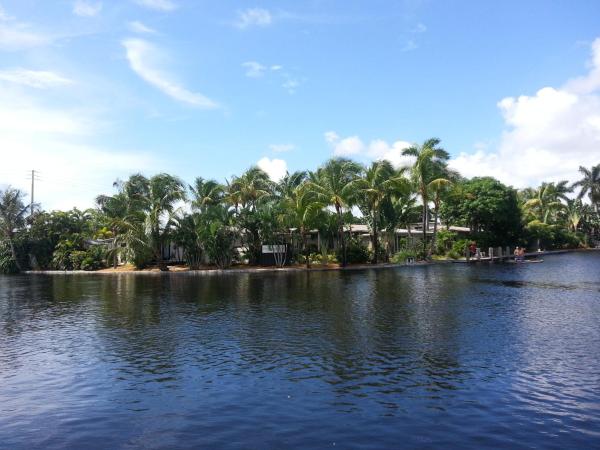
235;8;272;29
73;1;102;17
270;65;282;71
367;139;414;168
269;143;294;153
122;38;218;108
242;61;266;78
0;22;49;50
0;4;13;21
133;0;177;11
257;157;287;181
0;68;72;88
0;90;160;211
324;131;365;156
324;131;413;167
128;20;156;34
448;37;600;188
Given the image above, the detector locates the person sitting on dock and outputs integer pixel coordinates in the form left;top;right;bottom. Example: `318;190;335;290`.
514;246;524;262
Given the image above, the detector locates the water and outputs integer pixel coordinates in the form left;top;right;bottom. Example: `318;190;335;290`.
1;252;599;449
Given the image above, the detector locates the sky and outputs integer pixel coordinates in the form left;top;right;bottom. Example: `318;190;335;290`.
0;0;599;211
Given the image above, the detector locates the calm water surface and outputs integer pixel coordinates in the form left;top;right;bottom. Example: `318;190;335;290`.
1;252;600;449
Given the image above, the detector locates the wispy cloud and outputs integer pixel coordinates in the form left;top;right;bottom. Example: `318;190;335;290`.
128;20;156;34
411;22;427;33
133;0;177;11
269;143;294;153
401;39;418;52
0;4;13;21
235;8;272;29
0;21;49;51
242;61;266;78
0;68;72;88
122;38;219;109
72;1;102;17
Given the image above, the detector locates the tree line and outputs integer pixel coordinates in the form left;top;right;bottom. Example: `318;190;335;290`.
1;139;599;273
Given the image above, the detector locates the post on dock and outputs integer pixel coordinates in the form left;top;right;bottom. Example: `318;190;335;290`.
488;247;494;260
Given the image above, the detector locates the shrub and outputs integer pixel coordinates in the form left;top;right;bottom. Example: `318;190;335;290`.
451;239;470;258
435;229;458;255
337;238;369;264
391;249;417;264
0;241;19;274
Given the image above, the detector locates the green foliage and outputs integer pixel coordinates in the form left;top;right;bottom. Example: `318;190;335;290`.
434;229;457;255
0;241;19;274
337;237;369;264
441;177;522;246
451;238;471;257
391;248;417;264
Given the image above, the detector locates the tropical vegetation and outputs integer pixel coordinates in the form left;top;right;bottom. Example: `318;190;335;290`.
1;147;598;273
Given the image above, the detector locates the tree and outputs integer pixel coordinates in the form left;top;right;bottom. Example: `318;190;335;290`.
190;177;224;214
402;138;450;254
351;161;410;263
306;158;362;266
282;184;324;268
572;164;600;212
0;187;29;272
522;181;571;224
226;167;272;264
441;177;522;247
113;173;186;270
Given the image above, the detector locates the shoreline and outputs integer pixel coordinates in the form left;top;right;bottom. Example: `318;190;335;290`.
21;248;599;276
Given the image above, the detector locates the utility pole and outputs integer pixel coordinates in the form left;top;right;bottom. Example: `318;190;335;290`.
30;170;37;216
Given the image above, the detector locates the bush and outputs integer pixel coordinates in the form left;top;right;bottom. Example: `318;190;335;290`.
391;249;417;264
434;229;458;255
0;241;19;274
337;238;369;264
451;239;470;258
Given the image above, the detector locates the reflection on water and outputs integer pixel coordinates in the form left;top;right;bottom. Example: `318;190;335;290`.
1;252;600;449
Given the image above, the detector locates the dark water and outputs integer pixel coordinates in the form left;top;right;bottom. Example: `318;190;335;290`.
1;253;600;449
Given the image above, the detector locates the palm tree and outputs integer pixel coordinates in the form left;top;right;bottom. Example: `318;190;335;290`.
402;138;450;254
572;164;600;212
306;158;362;266
0;187;30;272
190;177;224;214
351;161;410;263
226;167;273;265
427;177;454;256
283;184;324;268
522;181;571;224
115;173;186;270
275;170;307;200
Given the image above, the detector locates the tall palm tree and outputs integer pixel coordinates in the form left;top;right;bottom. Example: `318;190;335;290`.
0;187;29;272
226;167;273;265
402;138;450;254
351;161;410;263
572;164;600;212
306;158;362;266
427;178;454;256
283;184;324;268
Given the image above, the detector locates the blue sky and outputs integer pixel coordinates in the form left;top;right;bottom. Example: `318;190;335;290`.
1;0;600;210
